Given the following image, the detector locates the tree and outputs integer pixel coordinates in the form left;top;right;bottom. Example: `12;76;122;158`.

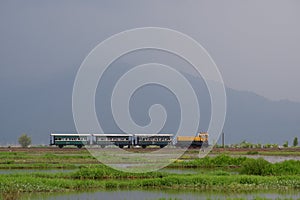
293;137;298;147
283;141;288;148
18;134;31;148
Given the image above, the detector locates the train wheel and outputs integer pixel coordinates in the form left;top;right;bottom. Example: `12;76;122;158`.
58;144;64;149
100;145;105;148
119;145;124;149
142;145;146;149
77;144;82;149
160;145;166;148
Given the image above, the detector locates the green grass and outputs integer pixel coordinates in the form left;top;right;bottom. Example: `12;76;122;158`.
0;152;97;166
0;168;299;196
0;152;299;176
240;158;300;176
169;154;300;176
0;151;299;199
0;163;77;169
169;154;248;169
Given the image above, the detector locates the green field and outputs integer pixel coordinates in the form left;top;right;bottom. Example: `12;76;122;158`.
0;149;299;200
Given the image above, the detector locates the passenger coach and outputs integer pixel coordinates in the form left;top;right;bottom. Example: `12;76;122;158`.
94;134;133;148
134;134;173;148
50;133;91;148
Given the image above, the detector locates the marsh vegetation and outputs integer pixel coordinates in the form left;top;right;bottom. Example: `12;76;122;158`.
0;150;299;200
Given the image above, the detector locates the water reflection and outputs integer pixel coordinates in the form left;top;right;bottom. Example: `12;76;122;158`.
23;189;300;200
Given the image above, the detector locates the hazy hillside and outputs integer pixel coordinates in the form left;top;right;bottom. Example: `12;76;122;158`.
0;68;299;146
225;88;300;145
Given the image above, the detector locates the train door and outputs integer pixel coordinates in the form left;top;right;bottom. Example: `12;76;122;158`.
133;135;138;146
50;135;54;145
90;134;94;145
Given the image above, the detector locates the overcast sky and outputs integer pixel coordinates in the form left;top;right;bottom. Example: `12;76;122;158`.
1;0;300;102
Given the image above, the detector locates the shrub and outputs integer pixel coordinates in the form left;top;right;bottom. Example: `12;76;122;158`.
273;160;300;175
240;158;273;176
18;134;31;148
293;137;298;147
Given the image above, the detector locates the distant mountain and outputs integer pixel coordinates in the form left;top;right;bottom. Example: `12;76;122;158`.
225;88;300;145
0;67;299;146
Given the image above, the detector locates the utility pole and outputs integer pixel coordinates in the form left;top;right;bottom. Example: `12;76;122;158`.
222;132;225;149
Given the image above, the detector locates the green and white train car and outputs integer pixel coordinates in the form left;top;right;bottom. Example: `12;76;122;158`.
50;134;91;148
134;134;173;149
94;134;133;148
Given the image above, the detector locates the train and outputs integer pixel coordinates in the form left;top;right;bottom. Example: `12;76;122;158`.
50;132;209;149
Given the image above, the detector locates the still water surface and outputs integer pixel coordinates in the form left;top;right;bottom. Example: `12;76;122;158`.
23;189;300;200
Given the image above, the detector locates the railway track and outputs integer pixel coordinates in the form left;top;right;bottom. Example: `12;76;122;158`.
0;147;88;152
1;146;299;153
0;147;178;153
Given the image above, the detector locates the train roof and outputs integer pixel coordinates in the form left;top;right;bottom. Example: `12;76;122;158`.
134;134;174;137
93;134;133;137
199;132;208;135
50;134;91;136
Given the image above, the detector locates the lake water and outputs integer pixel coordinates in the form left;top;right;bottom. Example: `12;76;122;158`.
159;168;199;174
23;189;300;200
240;155;300;163
207;154;300;163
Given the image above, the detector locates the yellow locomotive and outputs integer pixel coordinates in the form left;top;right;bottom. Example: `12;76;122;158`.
176;132;209;148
